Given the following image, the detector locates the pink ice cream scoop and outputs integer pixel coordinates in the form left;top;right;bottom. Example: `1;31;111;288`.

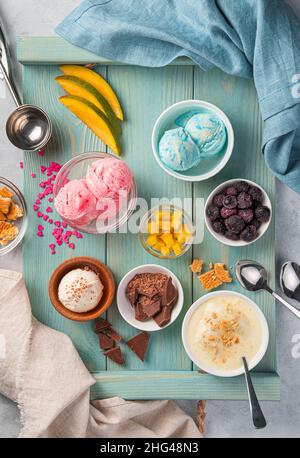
54;178;98;226
86;158;134;201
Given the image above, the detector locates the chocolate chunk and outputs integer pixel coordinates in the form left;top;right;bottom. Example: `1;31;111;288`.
161;277;178;307
126;288;138;306
99;333;114;350
127;332;150;362
137;285;158;298
135;302;149;321
138;295;161;318
104;346;124;365
105;327;122;343
154;306;171;327
94;319;111;334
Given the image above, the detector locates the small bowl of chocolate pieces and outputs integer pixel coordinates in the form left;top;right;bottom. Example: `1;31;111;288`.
117;264;184;331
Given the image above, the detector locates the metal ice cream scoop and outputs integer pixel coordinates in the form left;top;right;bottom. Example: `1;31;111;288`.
0;19;52;151
235;260;300;319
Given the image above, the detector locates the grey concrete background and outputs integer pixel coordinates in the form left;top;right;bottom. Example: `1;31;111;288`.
0;0;300;439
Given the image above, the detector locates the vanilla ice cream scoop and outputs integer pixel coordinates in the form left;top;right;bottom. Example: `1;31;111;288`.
58;268;104;313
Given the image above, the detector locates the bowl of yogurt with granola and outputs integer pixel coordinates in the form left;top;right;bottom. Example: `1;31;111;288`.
182;291;269;377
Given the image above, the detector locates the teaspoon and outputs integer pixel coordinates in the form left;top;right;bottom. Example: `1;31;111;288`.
242;357;267;429
280;261;300;301
235;260;300;319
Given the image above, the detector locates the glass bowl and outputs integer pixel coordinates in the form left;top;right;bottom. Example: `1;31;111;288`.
53;152;137;234
0;177;28;256
139;204;195;259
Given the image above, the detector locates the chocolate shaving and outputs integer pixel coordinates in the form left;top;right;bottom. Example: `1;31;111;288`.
104;346;125;365
127;331;150;362
99;333;114;350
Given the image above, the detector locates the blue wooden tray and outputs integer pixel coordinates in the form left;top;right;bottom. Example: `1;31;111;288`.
17;37;280;401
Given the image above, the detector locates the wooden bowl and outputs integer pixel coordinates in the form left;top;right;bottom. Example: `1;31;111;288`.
49;256;115;322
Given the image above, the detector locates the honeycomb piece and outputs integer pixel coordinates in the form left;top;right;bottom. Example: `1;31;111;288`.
0;221;19;245
0;211;6;221
7;203;23;221
0;197;11;215
214;263;233;283
190;259;204;274
0;187;13;198
198;270;222;290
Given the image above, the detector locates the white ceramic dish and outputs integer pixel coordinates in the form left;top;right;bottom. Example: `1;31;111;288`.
204;178;272;247
151;100;234;182
182;291;269;377
117;264;184;331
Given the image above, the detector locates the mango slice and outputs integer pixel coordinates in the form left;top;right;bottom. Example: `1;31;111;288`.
56;75;120;134
60;95;122;155
60;65;124;121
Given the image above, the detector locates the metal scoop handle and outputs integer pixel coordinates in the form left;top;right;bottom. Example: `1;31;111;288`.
0;19;21;106
0;59;21;107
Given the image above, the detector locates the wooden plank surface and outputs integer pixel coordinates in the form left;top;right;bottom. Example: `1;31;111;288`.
20;37;279;399
90;371;280;401
17;37;192;66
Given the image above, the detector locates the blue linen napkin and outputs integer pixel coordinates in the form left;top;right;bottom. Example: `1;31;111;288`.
56;0;300;193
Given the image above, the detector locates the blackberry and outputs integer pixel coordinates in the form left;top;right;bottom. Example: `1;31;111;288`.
255;206;270;223
212;220;225;234
237;192;252;209
240;225;257;242
213;193;225;208
238;209;254;224
225;215;245;234
225;230;240;241
249;186;263;202
207;206;220;221
251;218;261;230
225;186;238;196
223;195;237;209
220;207;237;219
236;181;250;193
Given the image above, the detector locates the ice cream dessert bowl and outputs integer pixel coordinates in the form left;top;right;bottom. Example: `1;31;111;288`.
53;152;137;234
152;100;234;182
49;256;115;321
182;291;269;377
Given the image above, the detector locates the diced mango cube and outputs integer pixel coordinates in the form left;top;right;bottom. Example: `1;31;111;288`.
160;233;175;247
174;233;186;244
161;245;170;256
153;242;164;251
147;234;158;247
173;243;183;256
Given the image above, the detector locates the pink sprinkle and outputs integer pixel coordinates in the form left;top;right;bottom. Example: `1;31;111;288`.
56;239;63;246
31;173;36;178
49;244;55;249
38;193;44;200
39;182;46;188
46;207;53;213
51;250;56;255
54;221;61;227
37;231;44;237
48;219;53;224
38;149;45;157
33;204;39;212
38;224;44;231
68;243;75;250
40;165;47;174
37;211;43;218
43;215;49;222
19;161;24;169
62;221;67;228
76;232;83;239
48;197;53;203
65;230;73;237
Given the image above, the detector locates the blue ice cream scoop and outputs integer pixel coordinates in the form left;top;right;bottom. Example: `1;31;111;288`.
158;127;201;172
184;113;227;157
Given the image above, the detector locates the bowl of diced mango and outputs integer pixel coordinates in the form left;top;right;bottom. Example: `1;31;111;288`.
139;205;195;259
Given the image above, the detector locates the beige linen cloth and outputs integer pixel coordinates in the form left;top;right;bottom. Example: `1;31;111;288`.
0;269;203;438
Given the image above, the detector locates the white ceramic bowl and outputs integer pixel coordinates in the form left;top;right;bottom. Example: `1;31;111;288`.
182;291;269;377
152;100;234;182
204;179;272;247
117;264;184;331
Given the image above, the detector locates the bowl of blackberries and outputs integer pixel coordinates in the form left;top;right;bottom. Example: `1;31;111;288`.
205;179;272;246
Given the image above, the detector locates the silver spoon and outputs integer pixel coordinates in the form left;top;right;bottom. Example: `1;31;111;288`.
280;261;300;301
235;260;300;319
0;22;52;151
242;357;267;429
